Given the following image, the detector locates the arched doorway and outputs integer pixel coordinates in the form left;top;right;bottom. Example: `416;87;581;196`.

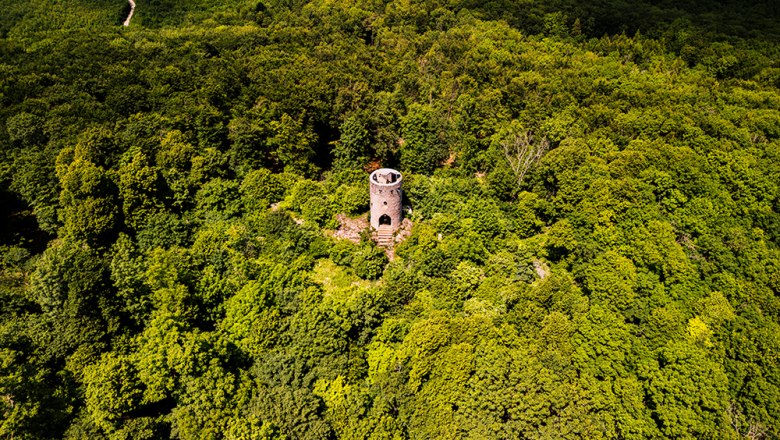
379;214;391;226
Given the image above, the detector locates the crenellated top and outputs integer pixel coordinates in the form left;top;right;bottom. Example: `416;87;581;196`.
370;168;403;187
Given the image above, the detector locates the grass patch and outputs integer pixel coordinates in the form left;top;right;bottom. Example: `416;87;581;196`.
311;259;372;298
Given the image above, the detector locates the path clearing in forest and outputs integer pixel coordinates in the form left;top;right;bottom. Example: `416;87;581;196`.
123;0;136;26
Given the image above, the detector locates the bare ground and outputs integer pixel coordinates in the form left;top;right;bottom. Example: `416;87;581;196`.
332;214;369;244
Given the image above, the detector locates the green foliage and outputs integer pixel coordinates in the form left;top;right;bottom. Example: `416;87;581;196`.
328;239;388;280
83;353;143;432
288;179;325;212
269;113;319;177
118;151;166;231
333;116;370;171
0;0;779;438
7;112;45;148
136;211;190;251
240;168;285;212
351;243;388;280
195;178;242;222
30;239;108;320
56;151;119;246
221;279;281;357
399;104;447;175
332;184;368;215
301;197;331;226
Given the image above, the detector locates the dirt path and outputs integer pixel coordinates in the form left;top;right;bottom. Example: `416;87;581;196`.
123;0;136;26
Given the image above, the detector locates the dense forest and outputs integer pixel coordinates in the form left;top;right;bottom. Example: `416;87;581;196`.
1;0;779;438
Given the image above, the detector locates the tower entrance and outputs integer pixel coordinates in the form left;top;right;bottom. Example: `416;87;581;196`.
379;214;392;226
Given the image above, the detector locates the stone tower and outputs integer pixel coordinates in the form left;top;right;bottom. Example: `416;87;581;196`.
369;168;403;231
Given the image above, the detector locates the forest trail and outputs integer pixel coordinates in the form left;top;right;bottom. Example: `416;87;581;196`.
123;0;136;26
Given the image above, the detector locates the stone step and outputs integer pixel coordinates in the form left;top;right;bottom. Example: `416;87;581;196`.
376;234;394;247
375;226;395;247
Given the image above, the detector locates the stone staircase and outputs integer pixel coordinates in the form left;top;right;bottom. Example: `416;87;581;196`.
375;225;395;247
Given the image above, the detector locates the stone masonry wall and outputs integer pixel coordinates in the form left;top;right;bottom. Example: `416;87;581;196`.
369;169;403;231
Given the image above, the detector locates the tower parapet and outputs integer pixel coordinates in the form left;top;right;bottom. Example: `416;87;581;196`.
369;168;403;231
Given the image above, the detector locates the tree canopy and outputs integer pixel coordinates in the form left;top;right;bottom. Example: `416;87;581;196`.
0;0;779;438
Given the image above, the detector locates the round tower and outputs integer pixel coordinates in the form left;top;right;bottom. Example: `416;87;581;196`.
369;168;403;231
